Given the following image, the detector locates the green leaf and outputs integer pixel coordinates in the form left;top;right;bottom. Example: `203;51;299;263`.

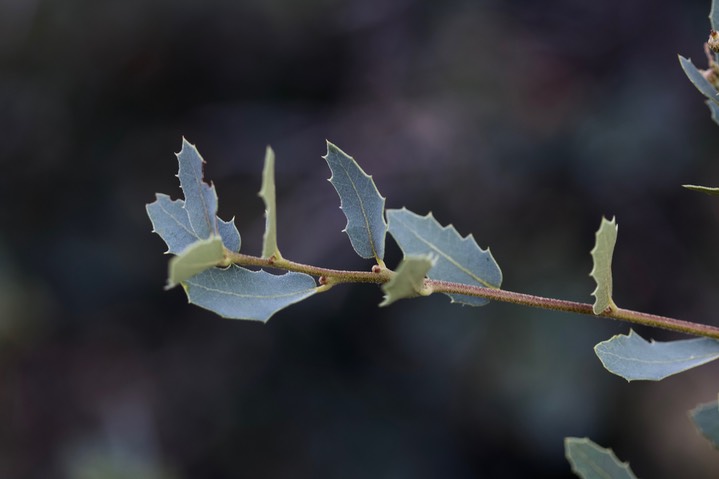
711;0;719;31
258;146;281;259
185;266;318;322
564;437;638;479
324;142;387;261
683;184;719;196
177;138;220;238
679;55;719;105
380;254;436;307
594;329;719;381
386;208;502;306
147;194;241;254
590;216;618;315
147;139;241;254
217;215;242;253
690;399;719;448
167;236;225;289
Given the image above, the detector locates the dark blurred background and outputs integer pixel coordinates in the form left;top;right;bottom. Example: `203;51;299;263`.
2;0;719;477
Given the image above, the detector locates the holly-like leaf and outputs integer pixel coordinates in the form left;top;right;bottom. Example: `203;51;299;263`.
147;194;240;254
594;329;719;381
185;267;318;322
679;56;719;105
167;236;225;289
217;216;241;253
690;399;719;448
565;437;637;479
386;208;502;306
177;138;219;238
259;146;282;259
590;216;618;315
147;139;241;254
380;254;436;307
683;184;719;196
147;194;202;254
324;142;387;261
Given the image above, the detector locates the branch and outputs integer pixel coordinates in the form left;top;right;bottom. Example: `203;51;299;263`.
227;251;719;340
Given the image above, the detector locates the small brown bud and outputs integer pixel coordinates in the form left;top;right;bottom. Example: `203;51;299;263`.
371;265;382;273
708;30;719;53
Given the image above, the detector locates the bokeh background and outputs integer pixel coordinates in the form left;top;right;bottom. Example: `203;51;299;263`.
3;0;719;477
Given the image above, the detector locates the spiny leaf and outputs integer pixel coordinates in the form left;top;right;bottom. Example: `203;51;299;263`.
590;216;618;315
217;216;241;253
386;208;502;306
177;138;219;238
167;236;225;289
683;184;719;196
147;194;203;254
690;399;719;448
380;254;436;307
147;194;240;254
324;142;387;261
185;267;318;322
259;146;282;259
147;139;241;254
594;329;719;381
564;437;638;479
679;55;719;105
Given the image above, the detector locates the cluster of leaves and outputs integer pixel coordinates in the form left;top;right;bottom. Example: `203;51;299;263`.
146;136;719;477
146;1;719;476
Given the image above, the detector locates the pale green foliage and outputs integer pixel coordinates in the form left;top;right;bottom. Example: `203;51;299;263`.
324;142;387;261
185;267;318;322
690;399;719;448
380;254;436;307
167;236;225;289
386;208;502;306
146;143;240;255
589;216;618;314
679;56;719;105
683;184;719;195
259;146;281;259
176;138;220;239
564;437;637;479
711;0;719;31
594;330;719;381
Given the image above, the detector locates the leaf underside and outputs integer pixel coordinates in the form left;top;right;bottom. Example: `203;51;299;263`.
167;236;225;289
380;254;436;307
594;329;719;381
590;216;618;314
683;184;719;196
386;208;502;306
147;139;244;300
185;266;318;322
177;138;220;239
690;399;719;448
146;139;241;254
564;437;637;479
324;142;387;261
259;146;281;259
